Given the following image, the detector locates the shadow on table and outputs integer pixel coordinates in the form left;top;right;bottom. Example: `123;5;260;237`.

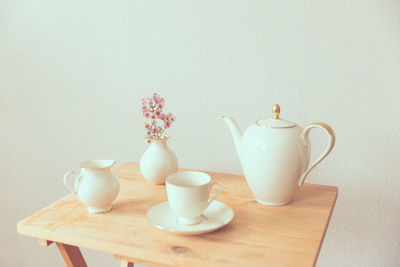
111;199;153;214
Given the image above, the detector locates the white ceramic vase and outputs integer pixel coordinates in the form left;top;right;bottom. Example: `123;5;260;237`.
140;137;178;185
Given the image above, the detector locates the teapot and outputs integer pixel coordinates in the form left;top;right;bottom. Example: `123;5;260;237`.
221;104;335;206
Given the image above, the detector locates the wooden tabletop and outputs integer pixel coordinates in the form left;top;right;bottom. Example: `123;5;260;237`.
17;162;338;267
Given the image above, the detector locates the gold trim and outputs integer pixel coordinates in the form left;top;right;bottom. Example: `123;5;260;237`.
176;215;206;226
308;122;336;137
166;171;212;188
255;119;296;129
272;104;280;119
146;201;235;234
80;160;117;170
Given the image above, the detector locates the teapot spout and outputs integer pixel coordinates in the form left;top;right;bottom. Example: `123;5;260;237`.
221;116;242;159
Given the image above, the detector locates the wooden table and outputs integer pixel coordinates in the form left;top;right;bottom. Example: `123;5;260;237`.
17;162;338;267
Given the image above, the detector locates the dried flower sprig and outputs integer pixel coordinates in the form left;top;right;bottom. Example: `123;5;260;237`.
142;93;176;143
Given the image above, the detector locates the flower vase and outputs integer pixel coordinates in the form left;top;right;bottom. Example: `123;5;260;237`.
140;137;178;185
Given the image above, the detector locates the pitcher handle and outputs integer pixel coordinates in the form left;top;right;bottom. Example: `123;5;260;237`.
208;182;223;206
298;122;335;187
63;170;80;196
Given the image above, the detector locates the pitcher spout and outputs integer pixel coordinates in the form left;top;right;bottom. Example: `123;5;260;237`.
221;116;242;159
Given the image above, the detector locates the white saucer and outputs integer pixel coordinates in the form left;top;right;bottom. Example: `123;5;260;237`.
147;200;234;235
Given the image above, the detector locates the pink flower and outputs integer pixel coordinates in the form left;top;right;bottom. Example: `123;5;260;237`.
151;127;161;134
141;92;175;143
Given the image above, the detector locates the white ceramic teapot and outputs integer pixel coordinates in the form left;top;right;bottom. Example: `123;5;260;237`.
63;160;120;213
222;104;335;206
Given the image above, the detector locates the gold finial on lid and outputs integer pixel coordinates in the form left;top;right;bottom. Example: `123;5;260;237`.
272;104;280;119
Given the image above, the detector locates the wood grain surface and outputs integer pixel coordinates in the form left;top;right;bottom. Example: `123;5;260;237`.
17;162;337;267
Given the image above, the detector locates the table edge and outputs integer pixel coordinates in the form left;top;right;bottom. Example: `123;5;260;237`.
312;188;338;267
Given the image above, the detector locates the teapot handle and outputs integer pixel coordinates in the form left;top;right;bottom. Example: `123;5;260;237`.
298;122;335;187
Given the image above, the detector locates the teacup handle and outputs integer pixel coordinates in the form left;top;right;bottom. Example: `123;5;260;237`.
208;182;223;206
63;170;80;196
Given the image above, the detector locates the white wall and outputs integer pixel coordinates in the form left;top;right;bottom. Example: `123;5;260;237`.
1;1;400;266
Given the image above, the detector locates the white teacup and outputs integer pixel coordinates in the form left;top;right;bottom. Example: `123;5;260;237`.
166;171;223;225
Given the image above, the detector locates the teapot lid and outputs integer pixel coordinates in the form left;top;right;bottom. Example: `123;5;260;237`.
255;104;296;128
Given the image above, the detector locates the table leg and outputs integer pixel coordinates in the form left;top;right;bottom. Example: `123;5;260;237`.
121;260;135;267
56;242;88;267
38;239;53;247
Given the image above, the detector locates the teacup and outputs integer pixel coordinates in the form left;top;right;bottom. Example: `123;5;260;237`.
166;171;223;225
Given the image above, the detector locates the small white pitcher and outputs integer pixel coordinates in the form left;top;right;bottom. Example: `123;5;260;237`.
64;160;120;213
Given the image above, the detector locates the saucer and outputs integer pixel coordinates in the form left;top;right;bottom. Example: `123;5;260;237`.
147;200;234;235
